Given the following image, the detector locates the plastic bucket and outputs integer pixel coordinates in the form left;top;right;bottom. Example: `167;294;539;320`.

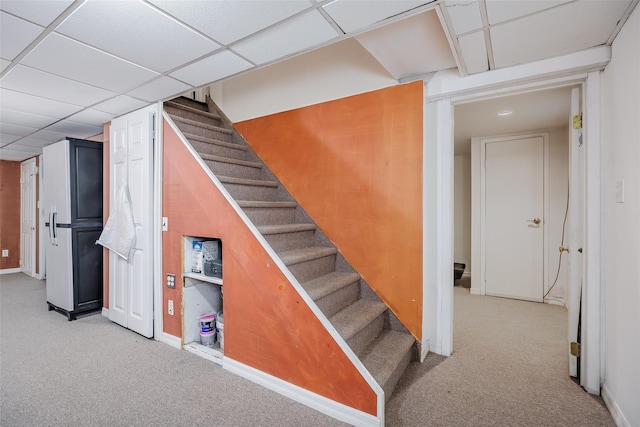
200;329;216;347
216;311;224;351
199;313;216;333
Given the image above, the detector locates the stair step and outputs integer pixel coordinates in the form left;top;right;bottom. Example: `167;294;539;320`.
165;96;208;111
257;223;316;235
184;132;247;160
360;330;415;402
203;154;262;180
280;246;337;282
219;176;279;201
165;100;221;121
302;272;361;318
330;299;387;355
237;200;298;225
172;115;233;134
172;115;235;142
258;223;316;252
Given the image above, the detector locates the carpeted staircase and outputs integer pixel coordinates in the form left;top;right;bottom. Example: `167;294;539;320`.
164;96;416;405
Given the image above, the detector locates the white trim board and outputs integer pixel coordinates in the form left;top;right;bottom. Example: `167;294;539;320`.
0;268;21;275
224;358;381;427
602;385;631;427
161;333;182;350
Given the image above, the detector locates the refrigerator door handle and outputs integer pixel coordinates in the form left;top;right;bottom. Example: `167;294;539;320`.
51;211;58;245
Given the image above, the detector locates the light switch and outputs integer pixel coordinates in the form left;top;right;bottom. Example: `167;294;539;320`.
615;179;625;203
162;217;168;231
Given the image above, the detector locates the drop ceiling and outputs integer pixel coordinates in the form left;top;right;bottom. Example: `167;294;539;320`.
1;0;637;161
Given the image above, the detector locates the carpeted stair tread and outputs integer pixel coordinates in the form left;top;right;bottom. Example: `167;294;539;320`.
302;272;361;301
183;132;247;151
237;201;298;209
279;246;337;266
330;299;387;342
171;115;234;135
360;330;415;398
257;223;316;235
200;153;262;169
165;100;221;120
217;176;279;187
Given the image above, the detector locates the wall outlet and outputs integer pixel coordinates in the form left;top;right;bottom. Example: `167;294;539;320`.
168;300;174;316
1;249;8;257
166;273;175;289
162;217;168;232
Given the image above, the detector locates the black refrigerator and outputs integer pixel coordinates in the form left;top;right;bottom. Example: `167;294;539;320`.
43;138;103;320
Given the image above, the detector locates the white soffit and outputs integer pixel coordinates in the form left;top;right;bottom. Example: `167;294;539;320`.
0;0;73;27
323;0;431;33
0;88;83;119
21;33;160;93
232;10;339;65
458;31;489;74
127;77;192;103
0;12;43;61
355;10;456;80
491;0;633;68
149;0;311;45
442;0;483;34
170;50;253;87
1;65;116;106
55;0;221;73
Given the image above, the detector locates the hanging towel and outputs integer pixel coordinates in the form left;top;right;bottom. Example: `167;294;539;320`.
96;184;136;261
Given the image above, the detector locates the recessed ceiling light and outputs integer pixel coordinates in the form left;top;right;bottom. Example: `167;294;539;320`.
497;110;513;116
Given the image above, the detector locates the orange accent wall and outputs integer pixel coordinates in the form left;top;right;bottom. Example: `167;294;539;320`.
102;123;110;308
162;120;377;415
0;160;21;270
235;82;423;339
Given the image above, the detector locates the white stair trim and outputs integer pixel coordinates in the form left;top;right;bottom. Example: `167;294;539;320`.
224;357;380;427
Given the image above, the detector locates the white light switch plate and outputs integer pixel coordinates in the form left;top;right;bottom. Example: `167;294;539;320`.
162;217;168;231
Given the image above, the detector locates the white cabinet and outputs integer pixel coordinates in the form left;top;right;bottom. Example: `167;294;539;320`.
182;235;224;364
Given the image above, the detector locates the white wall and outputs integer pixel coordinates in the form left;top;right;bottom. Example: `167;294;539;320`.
454;155;471;272
601;4;640;426
207;38;398;123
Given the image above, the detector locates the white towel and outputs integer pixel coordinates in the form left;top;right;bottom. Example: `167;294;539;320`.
96;184;137;261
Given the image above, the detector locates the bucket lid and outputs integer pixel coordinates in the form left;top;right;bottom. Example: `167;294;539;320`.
200;313;216;321
200;329;216;336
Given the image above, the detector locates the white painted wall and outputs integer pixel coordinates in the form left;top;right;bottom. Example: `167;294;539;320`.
208;38;398;123
454;155;471;272
601;4;640;426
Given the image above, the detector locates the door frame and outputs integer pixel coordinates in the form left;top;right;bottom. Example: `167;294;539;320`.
472;132;550;300
20;157;37;277
422;46;608;394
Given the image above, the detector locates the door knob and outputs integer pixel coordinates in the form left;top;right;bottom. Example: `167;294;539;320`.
527;218;541;225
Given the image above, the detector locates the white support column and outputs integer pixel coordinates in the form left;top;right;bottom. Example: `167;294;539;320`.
423;96;454;358
582;71;602;394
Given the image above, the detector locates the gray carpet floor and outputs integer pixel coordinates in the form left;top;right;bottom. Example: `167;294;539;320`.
1;273;614;426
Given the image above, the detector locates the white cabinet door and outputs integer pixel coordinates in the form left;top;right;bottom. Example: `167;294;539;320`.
485;136;544;301
108;106;155;338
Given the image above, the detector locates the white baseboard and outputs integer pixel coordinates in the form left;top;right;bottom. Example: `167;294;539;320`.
162;333;182;349
101;307;109;318
602;384;630;427
0;268;21;275
224;357;381;427
470;287;482;295
544;297;566;307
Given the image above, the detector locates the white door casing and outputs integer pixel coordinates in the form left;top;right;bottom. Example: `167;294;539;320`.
483;135;546;302
108;105;155;338
20;158;37;277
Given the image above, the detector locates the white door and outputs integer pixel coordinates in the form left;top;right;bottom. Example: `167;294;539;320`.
20;158;37;277
109;106;155;338
485;136;544;301
567;88;583;378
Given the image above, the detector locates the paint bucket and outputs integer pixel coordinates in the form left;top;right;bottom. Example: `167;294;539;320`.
200;329;216;347
199;313;216;333
216;311;224;351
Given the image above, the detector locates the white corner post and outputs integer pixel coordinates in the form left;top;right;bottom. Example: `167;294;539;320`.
423;95;454;358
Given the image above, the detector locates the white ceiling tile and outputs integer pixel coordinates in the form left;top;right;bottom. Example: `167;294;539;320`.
0;88;83;119
490;0;632;68
127;76;192;103
458;31;488;74
355;10;456;80
1;59;10;72
10;136;51;148
442;0;483;34
0;108;57;128
0;11;44;61
0;122;39;137
232;10;339;65
46;120;103;138
149;0;311;45
29;128;74;143
67;109;115;127
323;0;429;33
485;0;571;25
0;133;20;145
93;95;149;116
56;0;221;73
170;50;253;87
0;144;42;160
0;0;74;27
22;33;160;93
1;65;116;106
